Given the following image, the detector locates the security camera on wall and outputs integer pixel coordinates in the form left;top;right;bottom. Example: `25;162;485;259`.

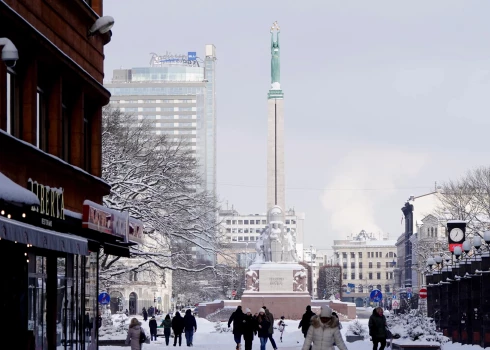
0;38;18;68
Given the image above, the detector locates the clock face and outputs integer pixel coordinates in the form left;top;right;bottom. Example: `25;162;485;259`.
449;228;464;242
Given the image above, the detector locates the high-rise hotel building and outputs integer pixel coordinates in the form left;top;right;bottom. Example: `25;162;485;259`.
104;45;217;197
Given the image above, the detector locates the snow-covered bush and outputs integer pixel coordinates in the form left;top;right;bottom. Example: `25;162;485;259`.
386;310;449;344
213;321;232;333
347;319;368;337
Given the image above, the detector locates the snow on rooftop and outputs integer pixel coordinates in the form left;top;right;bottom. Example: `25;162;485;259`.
0;172;40;206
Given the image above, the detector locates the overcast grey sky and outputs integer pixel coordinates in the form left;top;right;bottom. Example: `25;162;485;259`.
104;0;490;251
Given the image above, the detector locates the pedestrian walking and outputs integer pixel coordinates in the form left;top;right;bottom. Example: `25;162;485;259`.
160;314;172;346
369;307;388;350
142;307;148;322
257;308;271;350
242;308;257;350
228;305;245;350
262;306;278;350
172;311;185;346
183;309;197;346
298;305;315;338
301;306;347;350
149;316;158;341
125;318;145;350
277;316;286;342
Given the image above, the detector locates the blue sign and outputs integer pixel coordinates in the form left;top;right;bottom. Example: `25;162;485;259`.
188;52;197;61
347;283;356;288
98;292;111;305
370;289;383;302
407;292;412;299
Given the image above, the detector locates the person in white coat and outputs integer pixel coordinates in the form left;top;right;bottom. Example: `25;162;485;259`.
301;306;348;350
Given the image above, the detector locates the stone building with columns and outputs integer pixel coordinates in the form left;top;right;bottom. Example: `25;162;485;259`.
332;231;397;307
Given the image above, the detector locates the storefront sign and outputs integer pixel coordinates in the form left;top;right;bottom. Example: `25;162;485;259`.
28;179;65;222
82;200;144;244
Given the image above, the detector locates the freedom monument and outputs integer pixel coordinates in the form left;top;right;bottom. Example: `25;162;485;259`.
241;22;311;319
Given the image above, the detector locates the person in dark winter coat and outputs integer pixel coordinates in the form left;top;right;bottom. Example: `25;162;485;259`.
149;316;158;341
183;309;197;346
228;305;245;350
262;306;277;350
242;308;257;350
369;307;388;350
160;314;173;346
142;308;148;322
298;305;316;338
172;311;185;346
257;308;271;350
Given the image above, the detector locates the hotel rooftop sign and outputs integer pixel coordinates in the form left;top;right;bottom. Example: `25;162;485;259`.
149;51;199;67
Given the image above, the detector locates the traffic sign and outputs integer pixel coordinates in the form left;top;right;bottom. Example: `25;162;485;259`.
419;288;427;299
407;292;412;299
370;289;383;302
98;292;111;305
392;295;396;300
392;300;400;310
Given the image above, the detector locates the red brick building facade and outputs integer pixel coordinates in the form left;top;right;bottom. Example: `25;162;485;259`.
0;1;126;349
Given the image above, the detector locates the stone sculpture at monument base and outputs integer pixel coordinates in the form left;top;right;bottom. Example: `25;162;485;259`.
242;262;311;319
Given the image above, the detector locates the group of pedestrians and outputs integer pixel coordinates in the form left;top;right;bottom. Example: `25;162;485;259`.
125;309;197;349
228;305;282;350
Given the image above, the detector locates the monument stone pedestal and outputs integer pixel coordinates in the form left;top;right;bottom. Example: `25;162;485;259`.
242;262;311;320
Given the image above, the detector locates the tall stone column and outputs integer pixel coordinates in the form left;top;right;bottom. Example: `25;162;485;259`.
267;97;285;212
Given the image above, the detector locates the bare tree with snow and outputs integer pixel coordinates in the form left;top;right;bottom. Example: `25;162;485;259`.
100;108;230;289
435;166;490;236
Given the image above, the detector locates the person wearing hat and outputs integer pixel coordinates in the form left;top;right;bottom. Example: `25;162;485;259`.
228;305;245;350
301;306;348;350
257;308;271;350
242;308;258;350
298;305;315;338
149;315;158;341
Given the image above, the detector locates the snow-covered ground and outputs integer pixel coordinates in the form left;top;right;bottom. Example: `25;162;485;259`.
99;314;483;350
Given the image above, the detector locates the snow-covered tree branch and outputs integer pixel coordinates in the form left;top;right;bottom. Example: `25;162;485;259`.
100;107;230;288
436;166;490;236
